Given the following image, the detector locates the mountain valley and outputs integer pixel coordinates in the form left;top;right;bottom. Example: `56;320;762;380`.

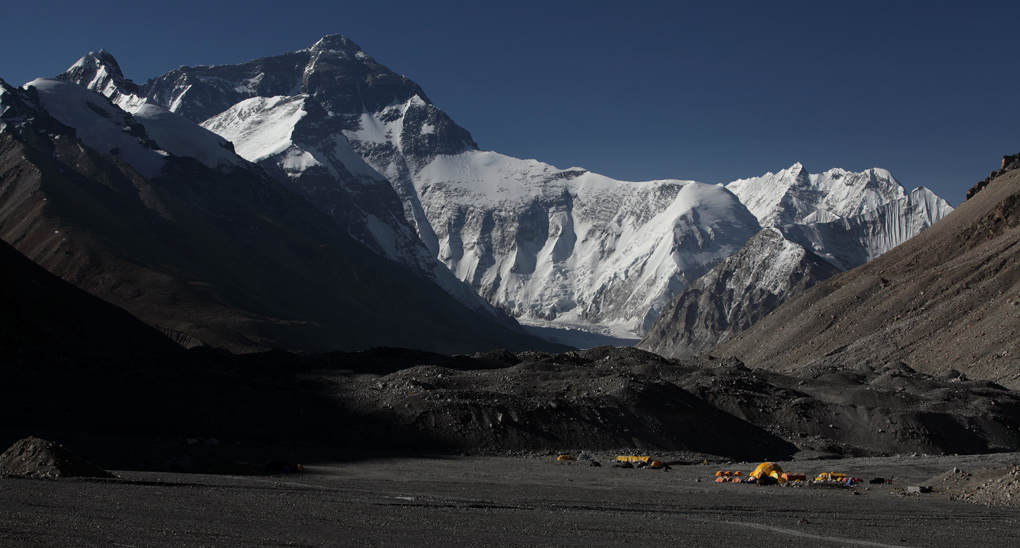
0;36;1016;482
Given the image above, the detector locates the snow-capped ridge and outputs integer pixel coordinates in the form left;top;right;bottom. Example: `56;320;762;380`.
26;78;166;177
727;162;914;228
26;78;243;176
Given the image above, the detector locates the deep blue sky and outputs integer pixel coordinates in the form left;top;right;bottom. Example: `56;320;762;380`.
3;1;1016;204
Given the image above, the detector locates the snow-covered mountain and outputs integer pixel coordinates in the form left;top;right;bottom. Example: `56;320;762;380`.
54;36;955;344
59;47;512;325
58;36;758;340
727;163;953;270
413;153;761;338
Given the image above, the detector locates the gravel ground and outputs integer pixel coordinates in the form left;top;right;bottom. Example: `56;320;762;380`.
2;452;1019;547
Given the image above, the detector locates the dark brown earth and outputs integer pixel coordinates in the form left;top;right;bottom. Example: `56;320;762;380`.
714;161;1020;388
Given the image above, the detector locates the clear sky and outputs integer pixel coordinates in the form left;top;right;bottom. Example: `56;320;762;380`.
3;0;1016;204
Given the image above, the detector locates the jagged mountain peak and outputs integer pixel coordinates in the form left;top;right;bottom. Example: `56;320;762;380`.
307;34;371;59
57;49;139;97
727;163;911;227
71;49;122;76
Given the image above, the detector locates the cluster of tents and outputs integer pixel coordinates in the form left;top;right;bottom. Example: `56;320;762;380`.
715;462;849;485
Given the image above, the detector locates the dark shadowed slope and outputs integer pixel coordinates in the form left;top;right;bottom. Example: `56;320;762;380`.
0;237;179;357
714;155;1020;388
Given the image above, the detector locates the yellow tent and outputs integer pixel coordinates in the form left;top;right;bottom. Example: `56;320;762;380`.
750;462;784;481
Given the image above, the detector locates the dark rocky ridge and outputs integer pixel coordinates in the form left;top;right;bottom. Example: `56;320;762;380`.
3;345;1018;470
966;152;1020;200
638;228;841;358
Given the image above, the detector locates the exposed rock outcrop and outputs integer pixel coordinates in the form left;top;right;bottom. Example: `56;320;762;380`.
638;228;841;358
0;437;114;478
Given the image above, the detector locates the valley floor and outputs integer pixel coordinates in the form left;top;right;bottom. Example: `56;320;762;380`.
3;451;1019;547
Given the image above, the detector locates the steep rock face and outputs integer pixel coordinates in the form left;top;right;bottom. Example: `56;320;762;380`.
638;228;841;358
714;158;1020;389
0;78;557;354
